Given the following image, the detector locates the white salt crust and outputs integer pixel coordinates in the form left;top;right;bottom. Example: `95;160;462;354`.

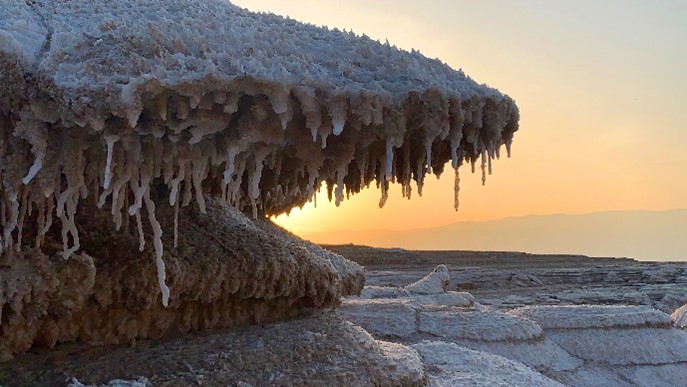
0;0;519;305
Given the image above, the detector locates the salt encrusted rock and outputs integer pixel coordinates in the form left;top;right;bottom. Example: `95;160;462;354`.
1;313;427;386
416;308;581;372
341;266;580;374
510;305;673;330
510;273;545;287
418;309;543;341
340;298;419;338
0;0;518;361
0;252;96;361
658;288;687;314
0;197;363;361
671;303;687;328
360;285;412;299
69;378;150;387
0;0;519;256
556;364;687;387
405;265;450;295
512;305;687;366
412;341;563;387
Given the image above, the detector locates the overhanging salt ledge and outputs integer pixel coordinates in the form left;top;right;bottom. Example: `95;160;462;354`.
0;0;518;360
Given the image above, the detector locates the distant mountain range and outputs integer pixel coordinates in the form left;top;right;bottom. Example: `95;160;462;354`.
301;209;687;261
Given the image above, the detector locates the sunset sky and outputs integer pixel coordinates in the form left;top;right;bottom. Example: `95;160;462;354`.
233;1;687;239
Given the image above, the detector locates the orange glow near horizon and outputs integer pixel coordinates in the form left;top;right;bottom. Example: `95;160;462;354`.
233;1;687;240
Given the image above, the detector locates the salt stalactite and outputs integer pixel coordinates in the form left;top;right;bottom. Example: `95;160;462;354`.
249;147;271;200
57;186;80;259
385;139;395;182
169;161;186;207
22;158;42;185
173;198;180;248
15;188;28;251
191;150;208;214
144;190;170;307
480;150;487;186
454;168;460;212
329;98;348;137
424;139;433;175
103;135;119;189
3;191;18;251
334;164;347;207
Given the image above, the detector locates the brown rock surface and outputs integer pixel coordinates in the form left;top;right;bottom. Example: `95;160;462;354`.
0;198;363;361
1;312;426;386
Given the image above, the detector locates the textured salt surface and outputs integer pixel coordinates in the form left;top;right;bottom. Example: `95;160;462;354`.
413;341;563;387
341;264;687;386
1;313;427;386
0;198;363;361
0;0;518;325
0;0;518;361
0;0;518;261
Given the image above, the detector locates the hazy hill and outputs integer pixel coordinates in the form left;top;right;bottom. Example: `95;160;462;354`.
303;209;687;261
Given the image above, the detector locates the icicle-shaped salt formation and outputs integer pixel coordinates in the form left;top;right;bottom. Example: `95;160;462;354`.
103;135;119;189
144;191;170;307
454;169;461;212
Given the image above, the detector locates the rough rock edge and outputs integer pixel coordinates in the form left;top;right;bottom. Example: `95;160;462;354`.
413;340;563;387
1;313;426;386
0;197;364;361
0;0;518;260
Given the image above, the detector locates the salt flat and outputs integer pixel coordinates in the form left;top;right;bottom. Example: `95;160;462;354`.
332;246;687;386
327;245;687;314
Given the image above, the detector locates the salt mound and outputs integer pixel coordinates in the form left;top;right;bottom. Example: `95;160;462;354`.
341;266;581;373
1;313;426;386
671;303;687;328
512;305;687;366
412;341;563;387
405;264;451;295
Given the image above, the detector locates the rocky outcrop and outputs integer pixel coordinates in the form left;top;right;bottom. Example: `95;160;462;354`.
0;0;517;370
0;0;522;383
512;305;687;386
341;266;581;374
0;198;363;361
413;341;563;387
343;265;687;387
1;313;426;386
672;303;687;328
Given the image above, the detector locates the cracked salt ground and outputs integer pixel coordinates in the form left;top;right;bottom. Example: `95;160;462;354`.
341;265;687;386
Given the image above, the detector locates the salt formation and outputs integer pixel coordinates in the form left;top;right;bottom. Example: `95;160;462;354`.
672;303;687;328
341;266;581;373
0;0;518;364
512;305;687;386
412;341;563;387
2;313;427;386
0;198;363;361
345;265;687;386
405;264;451;294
